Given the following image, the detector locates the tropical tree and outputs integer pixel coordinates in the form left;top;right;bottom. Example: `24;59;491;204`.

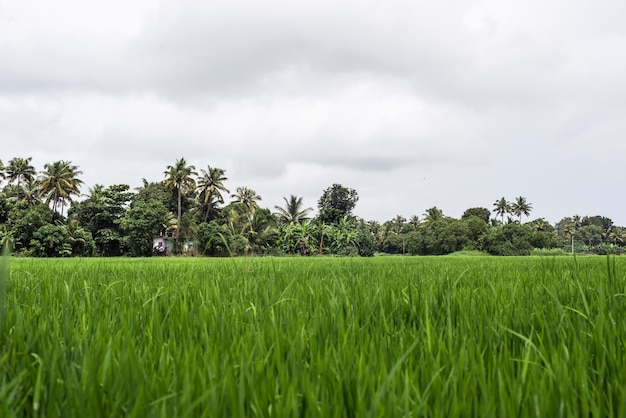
390;215;406;234
231;187;262;214
608;227;626;245
330;215;358;255
164;158;197;253
196;166;230;222
20;178;43;207
246;208;278;254
510;196;532;223
0;159;5;185
423;207;444;223
39;160;83;218
492;197;510;225
274;195;312;224
6;157;37;200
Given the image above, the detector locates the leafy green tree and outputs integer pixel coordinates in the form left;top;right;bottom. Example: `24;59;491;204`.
382;233;406;254
510;196;532;223
274;195;312;225
120;200;169;257
29;224;72;257
577;225;603;247
461;207;491;224
492;197;510;225
196;166;230;222
482;223;534;256
164;158;197;253
528;229;560;250
6;202;52;253
463;216;489;250
69;184;132;256
389;215;406;234
134;180;170;205
196;220;231;256
408;215;420;231
6;157;36;200
30;218;95;257
66;218;96;257
0;191;9;225
39;160;83;218
407;218;468;255
581;216;614;238
317;184;358;225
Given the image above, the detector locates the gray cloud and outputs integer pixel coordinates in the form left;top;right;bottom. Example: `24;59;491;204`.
2;0;626;225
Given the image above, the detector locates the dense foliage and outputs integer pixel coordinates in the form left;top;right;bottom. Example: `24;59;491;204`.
1;256;626;416
1;156;625;257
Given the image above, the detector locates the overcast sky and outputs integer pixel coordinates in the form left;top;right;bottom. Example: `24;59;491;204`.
2;0;626;225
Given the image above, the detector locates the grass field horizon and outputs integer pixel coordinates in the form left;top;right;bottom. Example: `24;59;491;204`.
1;255;625;417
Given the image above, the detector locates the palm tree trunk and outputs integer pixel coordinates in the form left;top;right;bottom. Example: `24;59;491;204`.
177;190;182;254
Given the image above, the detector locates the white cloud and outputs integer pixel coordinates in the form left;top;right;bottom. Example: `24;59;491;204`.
2;0;626;225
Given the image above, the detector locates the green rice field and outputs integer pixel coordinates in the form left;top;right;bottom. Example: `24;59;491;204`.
1;255;625;417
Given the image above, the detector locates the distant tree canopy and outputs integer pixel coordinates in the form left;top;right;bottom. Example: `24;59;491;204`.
1;156;624;257
317;184;359;225
461;207;491;224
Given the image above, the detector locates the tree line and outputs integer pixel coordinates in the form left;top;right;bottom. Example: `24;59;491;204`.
1;156;625;257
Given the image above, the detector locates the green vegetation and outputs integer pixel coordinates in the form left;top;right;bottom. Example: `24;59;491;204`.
1;155;626;257
1;256;625;416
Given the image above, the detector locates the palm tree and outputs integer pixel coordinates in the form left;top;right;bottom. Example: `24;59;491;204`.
231;187;262;214
0;159;5;185
21;178;43;207
6;157;36;200
196;166;230;222
164;158;197;253
492;197;510;225
39;160;83;217
510;196;532;223
608;227;626;245
274;195;312;224
423;207;444;223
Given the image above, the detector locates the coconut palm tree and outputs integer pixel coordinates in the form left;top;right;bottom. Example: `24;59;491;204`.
231;187;262;214
423;207;444;223
0;159;5;185
21;178;43;207
510;196;532;223
492;197;510;225
164;158;197;253
196;166;230;222
6;157;37;200
39;160;83;218
274;195;312;224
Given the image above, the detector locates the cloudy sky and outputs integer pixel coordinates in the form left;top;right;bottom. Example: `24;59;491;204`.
2;0;626;225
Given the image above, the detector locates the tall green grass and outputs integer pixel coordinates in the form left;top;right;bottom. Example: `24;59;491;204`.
0;256;625;417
